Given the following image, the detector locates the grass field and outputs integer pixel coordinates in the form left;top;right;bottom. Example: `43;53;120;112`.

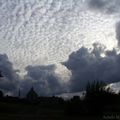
0;102;105;120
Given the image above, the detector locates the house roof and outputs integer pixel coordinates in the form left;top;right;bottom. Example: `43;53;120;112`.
27;87;38;97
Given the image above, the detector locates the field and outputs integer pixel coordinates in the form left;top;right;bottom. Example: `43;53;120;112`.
0;101;104;120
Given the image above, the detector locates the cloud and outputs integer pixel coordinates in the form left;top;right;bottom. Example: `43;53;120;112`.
0;0;119;95
0;0;115;72
116;22;120;46
20;64;64;96
88;0;120;14
63;43;120;92
1;44;120;95
88;0;120;48
0;54;19;95
0;54;65;96
88;0;108;10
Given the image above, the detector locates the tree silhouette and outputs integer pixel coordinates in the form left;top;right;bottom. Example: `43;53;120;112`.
86;80;106;97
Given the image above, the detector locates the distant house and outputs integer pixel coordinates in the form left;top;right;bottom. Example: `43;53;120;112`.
26;87;38;101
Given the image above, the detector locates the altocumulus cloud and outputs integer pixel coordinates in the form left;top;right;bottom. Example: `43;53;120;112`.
88;0;120;46
0;0;115;71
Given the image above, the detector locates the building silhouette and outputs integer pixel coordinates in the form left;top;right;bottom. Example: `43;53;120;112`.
26;87;38;101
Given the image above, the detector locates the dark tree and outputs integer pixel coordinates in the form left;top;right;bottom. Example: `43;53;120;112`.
86;81;106;97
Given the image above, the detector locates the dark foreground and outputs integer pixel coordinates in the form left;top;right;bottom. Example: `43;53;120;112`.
0;102;117;120
0;96;119;120
0;81;120;120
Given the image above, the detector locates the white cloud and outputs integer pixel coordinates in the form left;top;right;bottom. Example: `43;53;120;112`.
0;0;116;74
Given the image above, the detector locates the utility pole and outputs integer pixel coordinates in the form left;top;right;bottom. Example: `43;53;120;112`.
18;88;21;98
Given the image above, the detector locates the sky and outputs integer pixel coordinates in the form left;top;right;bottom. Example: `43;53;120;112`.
0;0;120;96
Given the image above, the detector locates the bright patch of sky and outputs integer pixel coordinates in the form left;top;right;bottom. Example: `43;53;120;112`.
0;0;117;75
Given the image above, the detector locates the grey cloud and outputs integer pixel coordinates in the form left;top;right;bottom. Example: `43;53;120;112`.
25;65;56;81
88;0;107;9
88;0;120;48
88;0;120;14
116;22;120;46
0;54;65;96
0;44;120;96
20;65;64;96
63;43;120;92
0;54;19;94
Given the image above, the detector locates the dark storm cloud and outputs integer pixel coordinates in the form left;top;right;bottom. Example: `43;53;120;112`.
20;65;63;96
0;54;64;96
1;43;120;95
88;0;120;14
88;0;107;9
0;54;19;94
63;43;120;92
